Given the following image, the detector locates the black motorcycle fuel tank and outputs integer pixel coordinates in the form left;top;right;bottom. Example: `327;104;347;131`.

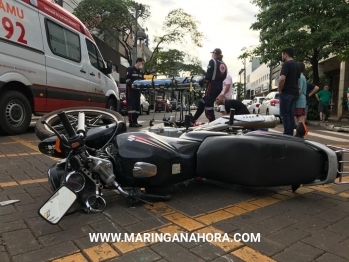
196;133;327;187
116;132;200;187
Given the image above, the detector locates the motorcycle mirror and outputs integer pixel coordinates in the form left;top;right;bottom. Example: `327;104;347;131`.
38;185;77;225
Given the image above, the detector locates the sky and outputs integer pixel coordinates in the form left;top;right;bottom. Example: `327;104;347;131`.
139;0;261;80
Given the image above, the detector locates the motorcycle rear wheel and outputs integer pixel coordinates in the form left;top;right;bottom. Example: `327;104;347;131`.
35;107;125;140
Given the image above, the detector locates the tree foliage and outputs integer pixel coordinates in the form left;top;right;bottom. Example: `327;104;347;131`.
144;8;205;75
239;0;349;85
73;0;150;65
74;3;205;76
144;49;205;77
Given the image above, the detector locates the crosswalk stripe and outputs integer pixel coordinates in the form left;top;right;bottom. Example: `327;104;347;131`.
269;129;348;142
318;130;349;138
306;132;348;142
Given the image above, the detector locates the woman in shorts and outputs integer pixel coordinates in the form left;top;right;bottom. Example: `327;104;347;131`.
294;63;307;127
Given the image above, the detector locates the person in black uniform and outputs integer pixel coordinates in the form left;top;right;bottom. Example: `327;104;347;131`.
126;57;145;127
216;94;269;132
192;48;227;124
215;94;250;115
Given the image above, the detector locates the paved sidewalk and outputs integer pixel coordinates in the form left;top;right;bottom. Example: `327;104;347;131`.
1;132;349;262
306;117;349;132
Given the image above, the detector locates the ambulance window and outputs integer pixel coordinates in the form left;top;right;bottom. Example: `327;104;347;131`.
97;49;105;70
86;40;105;72
86;40;98;70
46;20;81;62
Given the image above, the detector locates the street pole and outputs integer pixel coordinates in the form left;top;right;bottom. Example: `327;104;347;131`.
131;4;140;66
269;59;273;92
244;58;246;99
57;0;63;7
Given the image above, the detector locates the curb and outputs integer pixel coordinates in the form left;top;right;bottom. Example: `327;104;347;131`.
306;121;334;131
334;126;349;133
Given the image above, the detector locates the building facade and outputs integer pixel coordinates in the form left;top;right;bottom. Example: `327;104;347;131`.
245;53;349;118
245;57;270;99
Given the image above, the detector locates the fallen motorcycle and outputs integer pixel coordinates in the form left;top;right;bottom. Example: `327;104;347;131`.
34;106;280;140
37;109;349;225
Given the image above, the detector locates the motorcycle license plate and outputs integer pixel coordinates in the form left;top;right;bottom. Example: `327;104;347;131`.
158;104;162;107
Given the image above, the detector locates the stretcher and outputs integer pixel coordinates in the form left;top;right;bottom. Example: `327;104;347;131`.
131;76;203;127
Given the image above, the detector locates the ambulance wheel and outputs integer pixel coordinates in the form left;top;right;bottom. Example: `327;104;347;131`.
106;98;117;111
0;91;32;135
35;107;125;140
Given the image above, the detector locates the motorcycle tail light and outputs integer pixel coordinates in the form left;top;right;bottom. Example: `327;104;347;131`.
122;100;127;105
255;104;260;107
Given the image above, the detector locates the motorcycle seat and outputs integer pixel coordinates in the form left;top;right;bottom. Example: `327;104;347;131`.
179;131;229;142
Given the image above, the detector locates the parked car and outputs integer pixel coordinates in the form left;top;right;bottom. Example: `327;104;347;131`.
169;101;177;111
242;99;252;106
248;97;265;114
140;94;150;115
258;92;280;118
190;104;197;110
119;93;150;115
0;0;119;135
155;98;172;112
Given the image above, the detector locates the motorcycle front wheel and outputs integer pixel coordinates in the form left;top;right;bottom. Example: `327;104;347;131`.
35;107;125;140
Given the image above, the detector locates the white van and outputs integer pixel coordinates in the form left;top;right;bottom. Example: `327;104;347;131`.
0;0;120;135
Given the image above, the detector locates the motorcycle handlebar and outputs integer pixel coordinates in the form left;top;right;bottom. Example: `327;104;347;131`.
57;111;76;139
77;112;85;136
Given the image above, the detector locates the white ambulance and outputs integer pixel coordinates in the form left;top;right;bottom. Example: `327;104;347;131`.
0;0;120;135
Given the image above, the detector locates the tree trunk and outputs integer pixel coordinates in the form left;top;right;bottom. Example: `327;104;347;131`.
311;61;319;86
311;49;320;86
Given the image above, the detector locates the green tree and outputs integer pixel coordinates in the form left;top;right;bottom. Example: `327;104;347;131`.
73;0;150;65
181;56;206;77
147;8;205;67
239;0;349;85
145;49;185;77
144;49;205;77
74;3;205;72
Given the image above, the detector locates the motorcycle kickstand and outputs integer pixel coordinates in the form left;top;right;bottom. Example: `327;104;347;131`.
127;195;154;208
